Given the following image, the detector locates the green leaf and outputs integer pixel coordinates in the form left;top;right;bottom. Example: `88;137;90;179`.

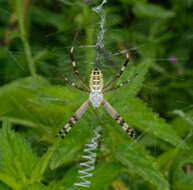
67;162;123;190
0;76;97;169
30;141;59;182
129;59;153;98
172;110;193;127
106;96;188;149
50;161;123;190
156;146;193;189
25;183;47;190
0;76;49;93
170;147;193;184
104;58;184;149
156;149;179;181
0;173;22;190
106;58;152;100
106;124;170;190
89;162;123;189
174;173;193;190
0;76;87;141
0;119;58;189
172;110;193;137
50;112;95;169
133;3;175;19
0;119;38;189
0;183;11;190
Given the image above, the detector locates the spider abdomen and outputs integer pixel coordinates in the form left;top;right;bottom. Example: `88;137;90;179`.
89;93;103;108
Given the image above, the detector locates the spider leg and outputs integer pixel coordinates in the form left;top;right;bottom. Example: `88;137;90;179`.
102;99;136;138
70;47;90;89
104;74;137;94
103;52;130;90
57;99;91;139
59;73;89;94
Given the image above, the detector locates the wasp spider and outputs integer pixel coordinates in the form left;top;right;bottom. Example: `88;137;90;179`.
57;47;136;139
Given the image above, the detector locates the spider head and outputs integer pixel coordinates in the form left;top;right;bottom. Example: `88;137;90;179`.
92;68;100;75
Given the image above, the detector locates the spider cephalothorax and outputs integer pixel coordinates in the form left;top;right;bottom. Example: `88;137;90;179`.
57;47;136;139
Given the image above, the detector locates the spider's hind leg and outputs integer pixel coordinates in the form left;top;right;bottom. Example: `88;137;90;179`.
102;99;136;138
56;99;91;138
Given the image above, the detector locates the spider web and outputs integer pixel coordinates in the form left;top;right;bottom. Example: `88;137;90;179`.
1;0;192;149
0;0;193;189
0;0;191;141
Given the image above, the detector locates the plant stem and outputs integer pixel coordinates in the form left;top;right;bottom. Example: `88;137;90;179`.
16;0;36;77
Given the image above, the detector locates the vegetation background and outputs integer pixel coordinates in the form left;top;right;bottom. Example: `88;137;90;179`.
0;0;193;189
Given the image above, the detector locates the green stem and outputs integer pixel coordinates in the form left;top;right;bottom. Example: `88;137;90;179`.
16;0;36;77
82;5;95;77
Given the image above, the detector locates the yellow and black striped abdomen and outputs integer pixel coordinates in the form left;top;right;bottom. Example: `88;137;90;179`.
89;68;103;92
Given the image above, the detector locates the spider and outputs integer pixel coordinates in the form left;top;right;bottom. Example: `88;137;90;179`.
56;47;136;139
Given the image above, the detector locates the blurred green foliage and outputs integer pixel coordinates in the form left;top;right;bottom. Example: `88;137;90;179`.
0;0;193;189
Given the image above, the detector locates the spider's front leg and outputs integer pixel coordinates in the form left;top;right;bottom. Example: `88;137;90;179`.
70;47;90;90
57;99;91;138
102;99;136;138
103;52;130;90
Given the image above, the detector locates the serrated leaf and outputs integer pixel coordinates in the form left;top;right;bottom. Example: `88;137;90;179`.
0;76;96;169
0;119;38;189
104;58;184;149
106;96;188;149
106;58;152;100
50;113;95;169
106;124;170;190
0;76;87;141
0;119;60;189
30;141;59;182
128;59;152;98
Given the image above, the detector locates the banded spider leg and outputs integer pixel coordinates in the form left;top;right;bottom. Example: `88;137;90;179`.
57;99;91;138
56;47;136;139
